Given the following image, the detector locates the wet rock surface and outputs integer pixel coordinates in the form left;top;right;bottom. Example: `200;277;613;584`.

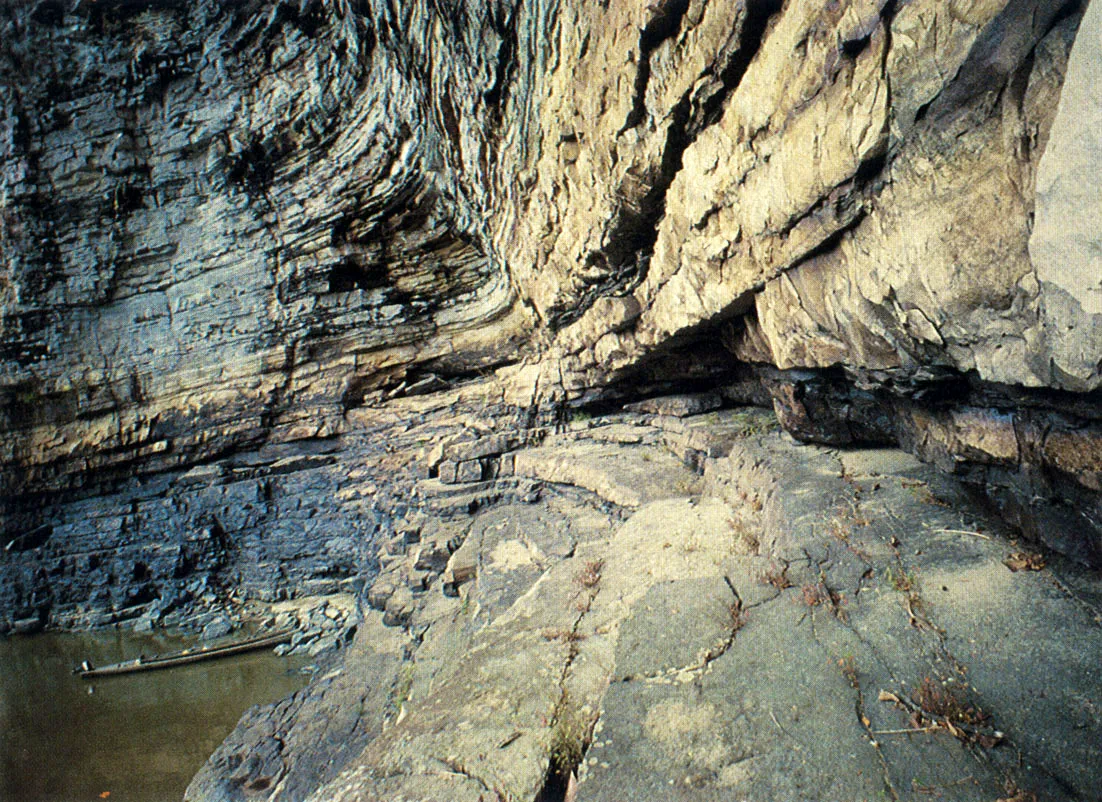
188;405;1102;802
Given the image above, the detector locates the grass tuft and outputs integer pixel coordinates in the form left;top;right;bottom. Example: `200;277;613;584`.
759;563;792;589
574;559;604;589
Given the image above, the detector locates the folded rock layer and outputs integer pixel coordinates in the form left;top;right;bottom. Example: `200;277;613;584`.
3;3;1102;798
1;0;1100;672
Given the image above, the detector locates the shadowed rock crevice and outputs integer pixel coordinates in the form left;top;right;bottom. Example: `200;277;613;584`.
551;0;785;333
619;0;692;136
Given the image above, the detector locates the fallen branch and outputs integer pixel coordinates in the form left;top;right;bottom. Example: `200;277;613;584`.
76;629;295;678
933;529;991;541
877;688;1004;748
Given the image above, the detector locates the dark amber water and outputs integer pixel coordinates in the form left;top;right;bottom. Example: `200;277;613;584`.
0;630;309;802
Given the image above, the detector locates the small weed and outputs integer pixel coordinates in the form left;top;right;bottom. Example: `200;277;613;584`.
838;654;859;689
801;583;829;607
729;408;781;438
728;517;760;554
549;693;592;781
569;409;593;424
909;676;1002;745
390;662;416;715
903;480;950;508
737;489;764;513
886;566;917;593
913;676;980;724
728;600;749;633
800;582;847;621
880;679;1002;748
759;563;792;590
542;628;584;644
574;559;604;589
997;784;1038;802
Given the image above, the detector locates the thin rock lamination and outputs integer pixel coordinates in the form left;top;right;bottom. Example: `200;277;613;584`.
1;0;1100;634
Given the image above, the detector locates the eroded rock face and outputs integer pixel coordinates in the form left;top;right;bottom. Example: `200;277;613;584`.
188;412;1102;802
5;4;1102;798
519;1;1093;392
1;2;1101;616
1030;0;1102;389
0;0;527;507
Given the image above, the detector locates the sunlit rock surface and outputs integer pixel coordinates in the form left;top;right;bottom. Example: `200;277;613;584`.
2;1;1102;798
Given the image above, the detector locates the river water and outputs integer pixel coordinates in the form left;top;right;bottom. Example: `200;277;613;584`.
0;629;310;802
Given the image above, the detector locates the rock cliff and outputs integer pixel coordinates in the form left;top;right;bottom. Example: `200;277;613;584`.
2;0;1102;798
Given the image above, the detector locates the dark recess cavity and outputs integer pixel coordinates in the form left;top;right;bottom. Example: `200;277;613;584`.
534;767;572;802
273;0;329;38
87;0;187;34
30;1;66;26
327;257;388;293
226;134;290;196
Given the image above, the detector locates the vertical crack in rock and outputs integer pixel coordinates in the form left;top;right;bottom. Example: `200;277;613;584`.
617;0;692;136
538;558;603;801
688;0;784;136
557;0;783;331
484;1;520;133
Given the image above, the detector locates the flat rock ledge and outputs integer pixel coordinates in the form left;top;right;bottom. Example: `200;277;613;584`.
188;407;1102;802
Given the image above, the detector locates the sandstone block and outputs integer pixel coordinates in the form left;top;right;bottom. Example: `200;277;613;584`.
442;537;479;595
437;461;460;484
454;459;484;483
367;577;397;611
443;434;521;462
625;393;723;418
383;586;415;627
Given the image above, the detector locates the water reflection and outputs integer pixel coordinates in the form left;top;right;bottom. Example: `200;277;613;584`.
0;629;309;802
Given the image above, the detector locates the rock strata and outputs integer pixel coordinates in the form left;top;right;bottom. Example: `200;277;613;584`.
188;406;1102;802
2;1;1102;799
2;0;1102;602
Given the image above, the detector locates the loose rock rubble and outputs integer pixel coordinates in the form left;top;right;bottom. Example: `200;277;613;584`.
269;594;358;659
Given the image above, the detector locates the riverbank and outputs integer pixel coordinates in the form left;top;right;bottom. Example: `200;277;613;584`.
186;404;1102;801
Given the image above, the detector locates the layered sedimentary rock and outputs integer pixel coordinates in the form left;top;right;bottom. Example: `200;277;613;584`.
0;0;527;509
505;0;1102;562
189;409;1102;802
0;0;528;622
2;0;1101;617
3;1;1102;799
